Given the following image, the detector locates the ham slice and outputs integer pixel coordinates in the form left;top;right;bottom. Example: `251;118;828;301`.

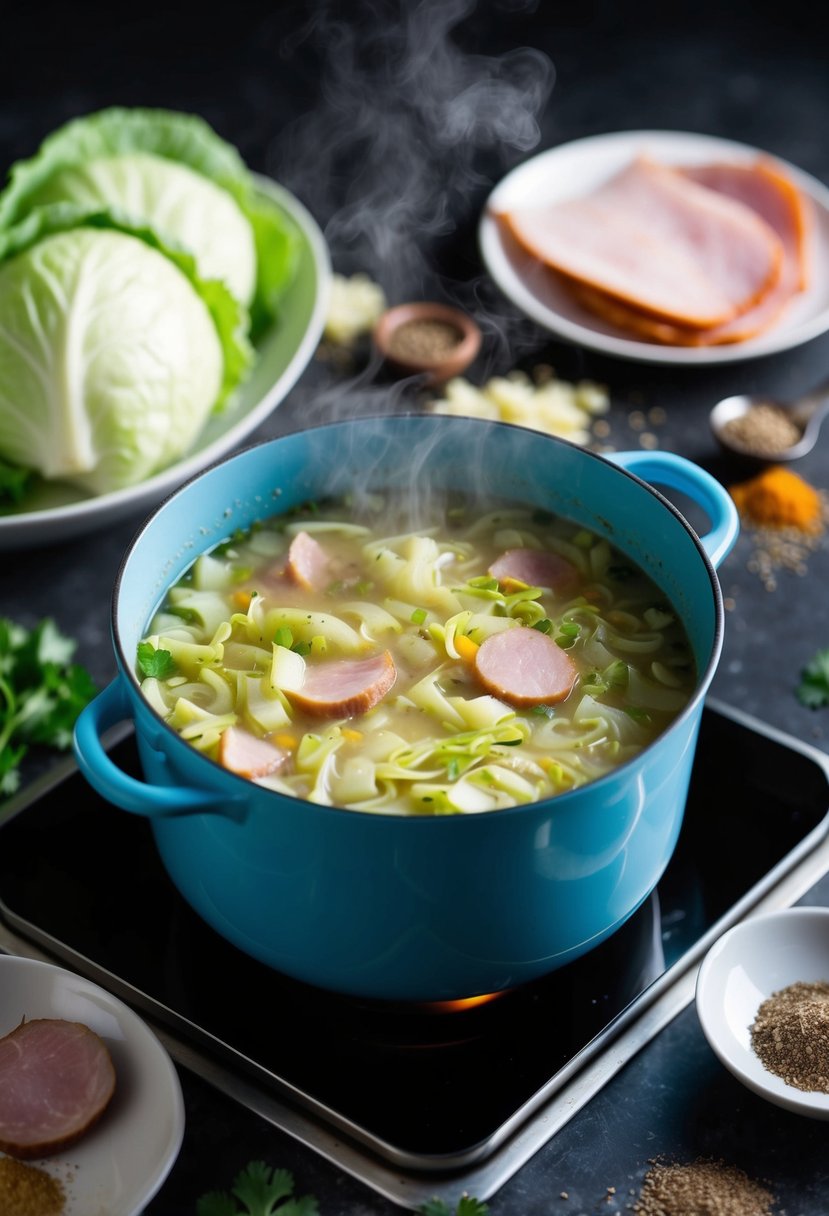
568;157;811;346
218;727;291;778
498;155;784;329
0;1018;116;1159
285;531;331;592
474;627;577;706
489;548;578;594
286;650;396;718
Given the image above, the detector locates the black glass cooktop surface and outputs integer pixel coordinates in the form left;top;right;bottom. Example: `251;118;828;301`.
0;700;827;1169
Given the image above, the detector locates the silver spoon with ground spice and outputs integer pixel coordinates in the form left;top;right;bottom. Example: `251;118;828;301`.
710;382;829;463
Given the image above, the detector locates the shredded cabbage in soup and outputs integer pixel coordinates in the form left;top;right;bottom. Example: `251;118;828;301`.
136;492;696;815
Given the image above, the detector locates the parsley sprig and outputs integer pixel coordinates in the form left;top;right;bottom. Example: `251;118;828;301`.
195;1163;488;1216
0;617;97;797
796;647;829;709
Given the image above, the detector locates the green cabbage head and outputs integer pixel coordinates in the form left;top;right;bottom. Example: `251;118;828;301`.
0;107;302;338
0;206;252;495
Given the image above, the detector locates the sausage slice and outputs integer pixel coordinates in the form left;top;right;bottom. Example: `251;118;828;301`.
0;1018;116;1159
287;651;396;718
474;627;577;706
489;548;578;594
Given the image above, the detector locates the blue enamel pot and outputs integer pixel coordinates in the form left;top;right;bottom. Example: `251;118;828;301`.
73;414;738;1003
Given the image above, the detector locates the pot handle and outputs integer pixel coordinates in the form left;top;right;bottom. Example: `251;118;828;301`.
73;677;244;819
608;450;739;569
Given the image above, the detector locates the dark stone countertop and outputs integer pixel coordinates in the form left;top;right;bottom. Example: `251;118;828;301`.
2;3;829;1212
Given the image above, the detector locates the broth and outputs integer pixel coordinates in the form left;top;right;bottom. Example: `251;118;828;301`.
136;492;696;814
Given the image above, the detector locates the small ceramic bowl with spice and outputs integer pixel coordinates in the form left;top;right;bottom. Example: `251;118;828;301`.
695;905;829;1119
373;300;482;385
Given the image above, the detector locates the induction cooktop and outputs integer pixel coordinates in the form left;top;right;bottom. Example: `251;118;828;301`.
0;697;827;1209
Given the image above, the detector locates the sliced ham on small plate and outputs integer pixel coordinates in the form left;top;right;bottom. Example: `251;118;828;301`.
479;130;829;365
0;954;184;1216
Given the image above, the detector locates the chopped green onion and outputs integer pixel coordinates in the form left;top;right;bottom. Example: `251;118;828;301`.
532;618;553;634
167;605;200;625
410;607;428;625
274;626;294;649
531;704;556;718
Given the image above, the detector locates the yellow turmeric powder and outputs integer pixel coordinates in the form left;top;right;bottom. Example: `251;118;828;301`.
729;465;823;533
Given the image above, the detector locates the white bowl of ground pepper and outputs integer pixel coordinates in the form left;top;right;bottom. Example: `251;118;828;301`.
696;906;829;1119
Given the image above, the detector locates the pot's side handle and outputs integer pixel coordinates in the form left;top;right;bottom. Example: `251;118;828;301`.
608;450;740;569
73;678;244;820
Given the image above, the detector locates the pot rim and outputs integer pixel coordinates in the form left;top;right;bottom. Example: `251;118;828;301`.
112;413;726;821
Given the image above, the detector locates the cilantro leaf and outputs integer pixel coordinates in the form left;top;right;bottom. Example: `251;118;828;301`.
196;1162;318;1216
796;647;829;709
136;642;178;680
420;1197;490;1215
0;617;97;798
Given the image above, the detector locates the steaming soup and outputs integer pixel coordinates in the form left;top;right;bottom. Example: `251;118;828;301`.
136;491;696;814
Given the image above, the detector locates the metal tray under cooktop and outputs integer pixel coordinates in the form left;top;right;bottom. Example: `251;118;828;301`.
1;696;828;1210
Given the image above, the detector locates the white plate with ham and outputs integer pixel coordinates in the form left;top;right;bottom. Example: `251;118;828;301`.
479;129;829;364
0;953;184;1216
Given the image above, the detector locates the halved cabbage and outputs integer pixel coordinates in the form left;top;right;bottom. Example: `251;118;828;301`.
0;106;302;335
0;205;252;494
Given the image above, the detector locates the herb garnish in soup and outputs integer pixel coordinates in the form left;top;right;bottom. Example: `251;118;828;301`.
136;492;696;814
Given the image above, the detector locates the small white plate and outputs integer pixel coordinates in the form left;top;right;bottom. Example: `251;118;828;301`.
0;953;185;1215
695;906;829;1119
479;129;829;366
0;174;331;551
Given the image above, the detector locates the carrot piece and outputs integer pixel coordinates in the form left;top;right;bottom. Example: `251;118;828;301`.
455;634;480;662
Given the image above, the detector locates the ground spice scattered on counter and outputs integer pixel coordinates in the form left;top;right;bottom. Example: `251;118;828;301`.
729;464;822;531
750;979;829;1092
0;1156;65;1216
727;466;828;591
632;1157;777;1215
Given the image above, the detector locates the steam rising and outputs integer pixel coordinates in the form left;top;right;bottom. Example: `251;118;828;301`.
256;0;560;524
267;0;554;361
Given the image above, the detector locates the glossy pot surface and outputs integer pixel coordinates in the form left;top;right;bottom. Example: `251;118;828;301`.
74;415;739;1002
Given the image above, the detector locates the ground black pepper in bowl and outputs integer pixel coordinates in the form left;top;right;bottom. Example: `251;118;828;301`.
386;317;463;363
373;300;482;384
750;979;829;1092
